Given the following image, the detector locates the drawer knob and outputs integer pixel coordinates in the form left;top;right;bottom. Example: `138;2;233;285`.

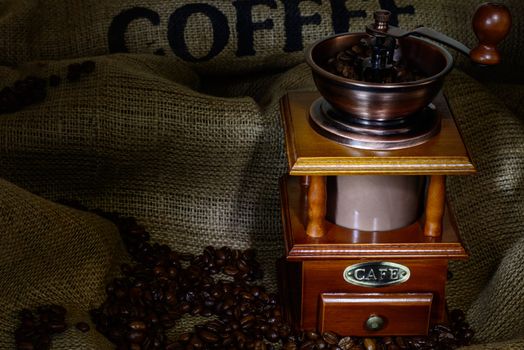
365;315;385;331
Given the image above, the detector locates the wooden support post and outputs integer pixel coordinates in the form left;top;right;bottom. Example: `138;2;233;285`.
424;175;446;237
301;176;311;187
299;176;311;227
306;176;327;238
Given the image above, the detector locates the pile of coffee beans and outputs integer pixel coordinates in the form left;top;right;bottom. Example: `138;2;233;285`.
14;305;67;350
89;210;273;349
325;39;427;83
0;60;95;115
14;203;475;350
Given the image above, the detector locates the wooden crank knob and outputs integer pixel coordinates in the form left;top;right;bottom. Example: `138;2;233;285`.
470;2;511;65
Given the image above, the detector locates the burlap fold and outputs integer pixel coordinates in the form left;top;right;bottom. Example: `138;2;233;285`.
0;54;522;348
445;70;524;344
0;179;125;349
0;1;523;348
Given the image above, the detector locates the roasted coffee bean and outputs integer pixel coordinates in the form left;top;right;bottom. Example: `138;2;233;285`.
179;252;194;261
253;339;268;350
338;336;357;350
13;207;473;350
48;321;67;333
165;342;183;350
280;341;296;350
14;305;69;350
75;321;90;332
337;51;354;62
127;330;146;344
386;344;400;350
237;258;250;273
240;315;256;329
197;329;219;343
322;331;339;345
305;330;320;341
449;309;465;323
461;329;475;343
316;339;329;349
363;338;376;350
15;341;34;350
299;339;314;350
224;265;239;276
393;336;407;349
265;328;280;343
179;302;192;314
278;324;292;338
177;333;192;344
326;40;427;83
128;321;147;331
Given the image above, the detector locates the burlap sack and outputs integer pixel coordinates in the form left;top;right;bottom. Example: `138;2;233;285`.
0;54;314;287
485;82;524;121
0;51;523;348
0;54;315;348
0;179;125;349
0;0;521;76
444;70;524;344
1;1;523;349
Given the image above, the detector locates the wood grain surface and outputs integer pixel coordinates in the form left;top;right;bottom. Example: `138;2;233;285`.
280;91;476;175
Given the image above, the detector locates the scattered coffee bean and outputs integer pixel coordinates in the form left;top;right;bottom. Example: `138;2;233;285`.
338;336;357;350
15;203;476;350
75;321;90;332
364;338;376;350
322;331;338;345
14;305;67;350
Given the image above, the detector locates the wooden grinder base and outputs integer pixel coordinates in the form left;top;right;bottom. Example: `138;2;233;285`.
279;176;467;336
278;91;474;337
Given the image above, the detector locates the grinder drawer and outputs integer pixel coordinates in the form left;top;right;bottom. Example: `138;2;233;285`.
318;293;433;336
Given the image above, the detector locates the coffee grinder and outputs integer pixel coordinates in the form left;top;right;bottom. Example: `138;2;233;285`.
278;3;511;336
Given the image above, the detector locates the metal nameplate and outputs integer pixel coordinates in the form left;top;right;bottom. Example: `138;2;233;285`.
343;262;410;287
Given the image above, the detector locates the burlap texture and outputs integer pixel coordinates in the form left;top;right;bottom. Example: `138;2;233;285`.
485;82;524;121
0;0;521;76
444;70;524;344
0;179;124;349
0;54;318;347
0;54;523;348
0;1;523;348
